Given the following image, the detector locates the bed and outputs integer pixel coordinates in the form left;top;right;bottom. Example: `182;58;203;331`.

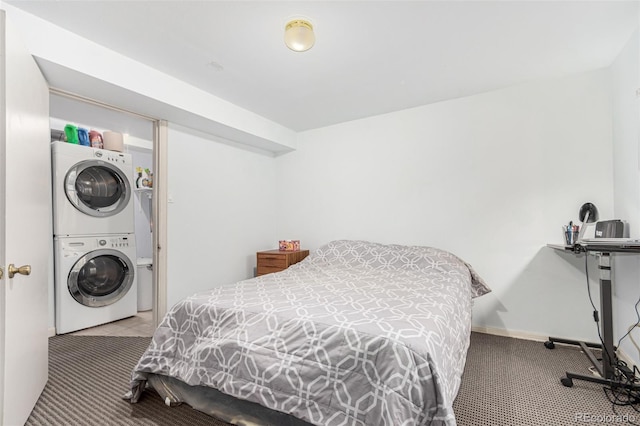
126;240;490;425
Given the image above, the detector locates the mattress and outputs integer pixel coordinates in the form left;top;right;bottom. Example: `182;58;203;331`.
127;240;490;425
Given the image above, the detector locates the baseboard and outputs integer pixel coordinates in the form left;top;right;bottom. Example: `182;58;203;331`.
48;327;56;337
471;325;548;342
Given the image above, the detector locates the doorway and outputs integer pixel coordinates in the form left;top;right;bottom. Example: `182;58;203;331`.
49;91;157;337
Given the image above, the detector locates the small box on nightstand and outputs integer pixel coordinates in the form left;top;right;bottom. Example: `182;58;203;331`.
278;240;301;251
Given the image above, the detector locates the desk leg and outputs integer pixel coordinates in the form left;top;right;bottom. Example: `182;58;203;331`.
598;253;615;380
546;253;621;388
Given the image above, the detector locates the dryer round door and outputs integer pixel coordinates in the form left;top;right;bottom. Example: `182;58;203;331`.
64;160;132;217
67;249;134;307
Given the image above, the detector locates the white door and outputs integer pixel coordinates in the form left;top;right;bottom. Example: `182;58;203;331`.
0;11;51;426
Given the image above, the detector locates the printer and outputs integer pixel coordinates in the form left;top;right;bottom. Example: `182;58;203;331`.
580;219;629;240
595;220;629;238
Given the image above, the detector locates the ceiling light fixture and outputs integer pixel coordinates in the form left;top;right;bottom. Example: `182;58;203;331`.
284;19;315;52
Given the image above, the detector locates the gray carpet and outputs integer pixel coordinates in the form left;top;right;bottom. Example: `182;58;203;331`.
26;335;224;426
453;333;639;425
25;332;640;425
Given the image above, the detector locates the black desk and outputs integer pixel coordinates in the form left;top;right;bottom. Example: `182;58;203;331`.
547;242;640;388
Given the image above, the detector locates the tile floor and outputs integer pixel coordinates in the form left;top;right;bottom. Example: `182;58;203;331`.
70;310;154;337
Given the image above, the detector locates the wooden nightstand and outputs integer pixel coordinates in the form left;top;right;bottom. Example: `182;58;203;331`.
256;249;309;276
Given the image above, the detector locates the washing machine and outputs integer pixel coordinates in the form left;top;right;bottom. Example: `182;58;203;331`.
51;141;134;236
54;234;137;334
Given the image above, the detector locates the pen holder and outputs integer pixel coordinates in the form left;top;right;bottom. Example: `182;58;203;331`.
564;230;579;245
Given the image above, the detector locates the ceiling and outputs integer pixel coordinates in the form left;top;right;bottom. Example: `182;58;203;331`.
6;1;639;132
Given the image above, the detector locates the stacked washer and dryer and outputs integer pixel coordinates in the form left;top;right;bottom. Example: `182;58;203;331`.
51;141;138;334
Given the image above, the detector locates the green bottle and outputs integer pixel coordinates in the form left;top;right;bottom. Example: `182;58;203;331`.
64;124;79;144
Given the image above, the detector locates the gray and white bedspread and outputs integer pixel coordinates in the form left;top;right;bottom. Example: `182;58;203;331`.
129;240;490;426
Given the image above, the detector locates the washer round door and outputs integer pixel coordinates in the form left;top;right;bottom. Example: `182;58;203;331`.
68;249;134;307
64;159;131;217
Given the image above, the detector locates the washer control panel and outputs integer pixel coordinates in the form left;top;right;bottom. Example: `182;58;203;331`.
59;236;133;255
94;149;129;165
105;236;131;248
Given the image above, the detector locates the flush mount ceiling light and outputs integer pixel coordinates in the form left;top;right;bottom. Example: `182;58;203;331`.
284;19;315;52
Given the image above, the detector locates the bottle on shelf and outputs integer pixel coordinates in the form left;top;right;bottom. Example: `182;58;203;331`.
142;168;152;188
135;167;144;189
89;130;103;149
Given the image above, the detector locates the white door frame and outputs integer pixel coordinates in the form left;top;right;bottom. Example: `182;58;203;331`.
152;120;168;323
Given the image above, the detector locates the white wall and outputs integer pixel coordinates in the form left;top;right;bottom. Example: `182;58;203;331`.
611;30;640;366
275;69;614;342
127;145;153;260
166;124;279;308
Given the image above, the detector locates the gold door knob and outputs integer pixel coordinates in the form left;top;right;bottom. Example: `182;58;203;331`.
8;264;31;278
0;267;3;279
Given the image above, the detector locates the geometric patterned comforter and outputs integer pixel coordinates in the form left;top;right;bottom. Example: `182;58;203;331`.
129;240;491;425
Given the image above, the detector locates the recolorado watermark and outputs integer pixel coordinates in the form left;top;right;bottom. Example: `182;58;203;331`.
575;412;637;423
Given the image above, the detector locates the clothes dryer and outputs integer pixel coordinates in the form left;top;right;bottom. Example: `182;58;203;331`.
51;141;134;236
54;234;137;334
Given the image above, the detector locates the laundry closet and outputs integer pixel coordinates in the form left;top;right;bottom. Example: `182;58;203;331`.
49;93;155;336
